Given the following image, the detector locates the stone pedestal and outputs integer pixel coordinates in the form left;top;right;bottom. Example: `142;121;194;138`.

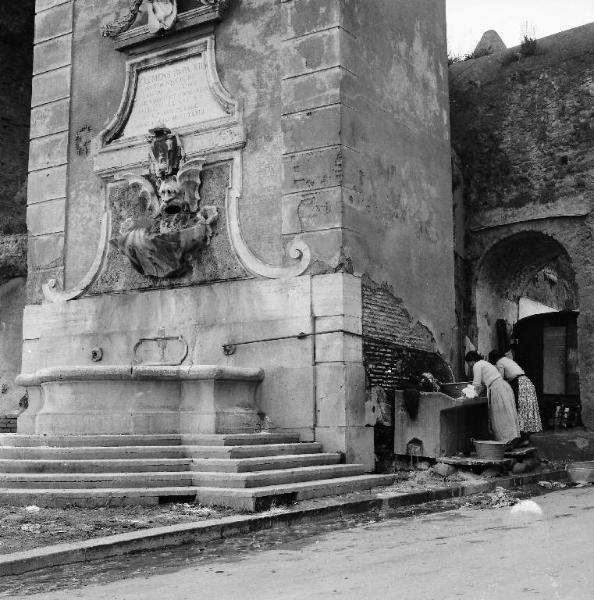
16;365;263;435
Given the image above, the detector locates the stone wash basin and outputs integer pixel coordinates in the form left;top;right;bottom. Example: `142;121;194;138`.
15;365;264;436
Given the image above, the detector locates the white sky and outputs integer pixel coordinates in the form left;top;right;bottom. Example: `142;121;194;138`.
446;0;594;56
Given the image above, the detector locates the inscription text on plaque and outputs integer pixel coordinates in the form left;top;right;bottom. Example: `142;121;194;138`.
122;54;228;138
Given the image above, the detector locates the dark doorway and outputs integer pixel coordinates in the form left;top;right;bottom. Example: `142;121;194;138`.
514;311;580;429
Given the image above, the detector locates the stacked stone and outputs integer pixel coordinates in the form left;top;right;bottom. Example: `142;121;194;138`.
27;0;73;302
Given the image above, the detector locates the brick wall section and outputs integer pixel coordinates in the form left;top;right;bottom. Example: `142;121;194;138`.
0;415;18;433
362;281;452;388
26;0;73;302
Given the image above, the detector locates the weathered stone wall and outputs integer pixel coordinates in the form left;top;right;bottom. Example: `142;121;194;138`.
450;24;594;426
338;1;455;367
20;1;454;469
450;23;594;226
26;0;74;301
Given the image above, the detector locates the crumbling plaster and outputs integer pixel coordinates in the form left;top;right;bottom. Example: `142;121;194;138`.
338;0;455;363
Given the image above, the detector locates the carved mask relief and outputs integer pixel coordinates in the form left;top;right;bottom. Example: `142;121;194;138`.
110;125;219;279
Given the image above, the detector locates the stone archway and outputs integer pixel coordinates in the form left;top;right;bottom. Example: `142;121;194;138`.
473;231;578;354
471;230;587;429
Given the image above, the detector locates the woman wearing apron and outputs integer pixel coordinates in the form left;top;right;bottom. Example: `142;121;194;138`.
489;350;543;442
465;351;520;445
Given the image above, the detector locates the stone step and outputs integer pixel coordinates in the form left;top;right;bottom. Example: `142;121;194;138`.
0;474;394;509
0;458;191;474
0;434;182;448
0;446;188;460
181;433;301;446
0;433;300;448
0;487;199;508
193;464;366;488
195;474;396;511
183;443;323;459
0;472;194;489
0;443;323;461
190;453;341;473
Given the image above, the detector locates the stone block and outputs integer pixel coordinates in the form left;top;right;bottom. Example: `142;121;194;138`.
284;27;359;79
315;315;362;336
30;99;70;139
284;29;340;78
282;68;341;114
232;340;315;432
33;34;72;76
282;144;359;196
36;0;71;13
28;132;68;171
315;331;362;363
316;362;366;427
31;67;71;107
16;387;42;434
312;272;362;318
28;166;67;204
295;228;345;271
179;380;261;434
282;145;343;194
26;199;65;236
281;187;342;234
282;105;341;154
25;266;63;305
284;0;342;39
28;232;64;270
34;2;73;43
315;425;374;471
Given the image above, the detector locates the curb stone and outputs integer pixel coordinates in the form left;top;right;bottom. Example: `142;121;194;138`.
0;469;568;576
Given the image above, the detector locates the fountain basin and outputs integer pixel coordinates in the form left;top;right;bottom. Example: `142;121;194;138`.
16;365;264;436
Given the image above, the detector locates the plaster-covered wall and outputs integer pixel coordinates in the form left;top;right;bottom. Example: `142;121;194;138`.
341;0;455;362
64;0;284;288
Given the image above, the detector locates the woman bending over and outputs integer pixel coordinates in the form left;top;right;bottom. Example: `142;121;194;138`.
465;351;520;445
488;350;542;442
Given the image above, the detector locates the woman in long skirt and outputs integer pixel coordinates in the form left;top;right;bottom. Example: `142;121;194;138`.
489;350;543;439
465;351;520;444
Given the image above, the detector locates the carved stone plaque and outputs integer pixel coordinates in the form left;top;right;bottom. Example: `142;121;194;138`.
122;53;228;138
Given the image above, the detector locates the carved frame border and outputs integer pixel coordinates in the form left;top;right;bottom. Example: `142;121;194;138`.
99;37;238;148
42;36;310;303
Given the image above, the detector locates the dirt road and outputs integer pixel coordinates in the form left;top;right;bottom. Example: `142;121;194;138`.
6;486;593;600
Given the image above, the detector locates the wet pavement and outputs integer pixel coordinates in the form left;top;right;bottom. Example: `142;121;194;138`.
3;485;593;599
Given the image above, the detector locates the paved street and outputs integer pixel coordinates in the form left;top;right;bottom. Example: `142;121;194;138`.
6;487;594;600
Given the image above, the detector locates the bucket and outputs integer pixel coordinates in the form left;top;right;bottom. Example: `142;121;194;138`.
473;439;506;460
566;461;594;483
